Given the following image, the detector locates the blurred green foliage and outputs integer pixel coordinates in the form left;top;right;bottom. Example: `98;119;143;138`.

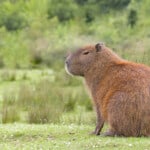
48;0;77;22
0;0;149;69
0;0;27;31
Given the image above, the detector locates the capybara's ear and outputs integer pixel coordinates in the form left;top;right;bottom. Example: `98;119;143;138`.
95;42;105;52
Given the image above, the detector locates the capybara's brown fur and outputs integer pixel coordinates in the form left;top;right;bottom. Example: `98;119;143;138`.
65;42;150;137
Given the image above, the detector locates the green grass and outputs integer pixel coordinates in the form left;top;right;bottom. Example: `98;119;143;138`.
0;68;149;149
0;124;149;150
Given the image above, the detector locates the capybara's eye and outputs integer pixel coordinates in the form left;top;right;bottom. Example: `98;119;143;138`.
83;51;89;55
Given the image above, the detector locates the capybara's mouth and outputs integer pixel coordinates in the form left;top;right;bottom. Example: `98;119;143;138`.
65;61;73;76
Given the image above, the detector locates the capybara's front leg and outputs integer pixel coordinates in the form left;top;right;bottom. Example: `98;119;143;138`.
91;109;104;135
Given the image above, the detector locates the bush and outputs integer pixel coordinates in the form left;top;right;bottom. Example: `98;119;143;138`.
0;1;27;31
100;0;131;12
84;6;95;23
0;13;27;31
30;50;43;66
47;0;77;22
127;9;138;28
74;0;88;5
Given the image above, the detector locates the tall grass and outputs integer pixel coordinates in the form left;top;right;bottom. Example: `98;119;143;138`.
0;73;93;124
17;80;65;124
2;89;20;123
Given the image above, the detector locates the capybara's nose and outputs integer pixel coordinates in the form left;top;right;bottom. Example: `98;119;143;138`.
65;60;69;65
65;54;71;65
65;58;70;66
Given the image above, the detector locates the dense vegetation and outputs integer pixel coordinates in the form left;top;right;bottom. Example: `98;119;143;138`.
0;0;150;69
0;0;150;124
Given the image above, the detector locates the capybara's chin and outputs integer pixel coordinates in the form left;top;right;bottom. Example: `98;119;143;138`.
65;64;83;76
65;63;74;76
65;59;84;76
65;42;150;137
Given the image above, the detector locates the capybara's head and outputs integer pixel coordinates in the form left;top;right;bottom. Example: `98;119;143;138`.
65;42;106;76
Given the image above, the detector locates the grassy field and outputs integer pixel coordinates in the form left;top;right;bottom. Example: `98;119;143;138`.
0;124;149;150
0;64;149;150
0;69;149;150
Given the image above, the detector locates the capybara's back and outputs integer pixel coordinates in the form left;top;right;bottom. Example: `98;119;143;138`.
105;63;150;136
65;42;150;137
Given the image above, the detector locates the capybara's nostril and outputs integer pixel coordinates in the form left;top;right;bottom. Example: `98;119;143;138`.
65;60;69;65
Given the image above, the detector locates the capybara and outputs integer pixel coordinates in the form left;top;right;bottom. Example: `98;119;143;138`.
65;42;150;137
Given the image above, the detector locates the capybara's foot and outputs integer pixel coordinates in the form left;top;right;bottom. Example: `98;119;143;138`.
90;121;104;135
102;130;116;137
90;130;100;136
